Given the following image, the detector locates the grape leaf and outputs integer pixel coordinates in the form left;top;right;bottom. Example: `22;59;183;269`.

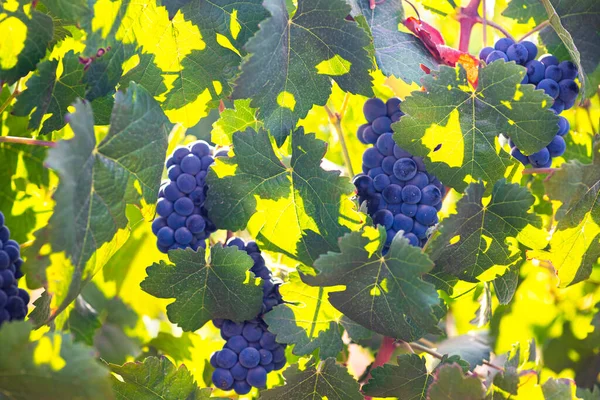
542;378;578;399
502;0;546;23
429;180;542;282
232;0;373;145
393;62;559;191
141;246;263;332
435;333;491;370
206;128;359;266
12;50;86;135
427;363;486;400
67;296;102;346
0;321;112;400
493;264;519;304
362;354;432;399
28;83;171;321
263;273;343;359
211;99;262;146
146;332;194;363
0;2;53;84
578;387;600;400
110;356;219;400
41;0;92;24
28;289;52;327
532;144;600;286
348;0;438;84
118;51;167;97
309;226;441;340
539;0;600;98
260;358;363;400
493;348;520;395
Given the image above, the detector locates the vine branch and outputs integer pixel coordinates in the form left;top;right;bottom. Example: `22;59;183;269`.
324;96;355;177
0;136;57;148
0;80;20;115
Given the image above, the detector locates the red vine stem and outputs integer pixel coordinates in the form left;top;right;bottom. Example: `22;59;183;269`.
364;336;396;399
522;167;557;174
0;136;56;148
457;0;481;52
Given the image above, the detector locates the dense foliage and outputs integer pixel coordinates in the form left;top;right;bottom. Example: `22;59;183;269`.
0;0;598;399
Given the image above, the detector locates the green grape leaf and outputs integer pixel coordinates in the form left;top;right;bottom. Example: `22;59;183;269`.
141;246;263;332
542;378;578;399
493;348;520;395
28;83;171;321
362;354;432;399
41;0;92;24
349;0;438;84
162;0;192;19
532;146;600;286
67;296;102;346
118;51;167;97
393;62;559;191
0;321;112;399
206;128;359;266
435;333;491;370
539;0;600;98
429;180;542;282
309;226;441;340
493;264;519;304
110;356;218;400
502;0;546;23
12;50;86;135
163;0;269;125
427;363;486;400
232;0;373;145
263;273;343;359
27;289;52;327
0;3;53;84
260;358;363;400
211;99;262;146
577;386;600;400
340;315;374;341
147;332;194;363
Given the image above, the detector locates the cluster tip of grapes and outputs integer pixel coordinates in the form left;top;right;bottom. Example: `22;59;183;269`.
354;97;444;249
152;141;227;253
480;38;579;168
210;238;286;395
0;212;29;325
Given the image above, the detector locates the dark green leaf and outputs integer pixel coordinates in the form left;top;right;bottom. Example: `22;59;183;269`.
310;226;441;340
233;0;373;145
577;386;600;400
542;378;578;399
211;99;262;146
0;3;53;84
394;62;558;191
349;0;438;84
363;354;432;399
493;264;519;304
67;296;101;346
27;290;52;327
147;332;194;363
502;0;546;23
118;51;167;97
110;356;218;399
41;0;92;24
263;273;343;359
427;363;486;400
141;246;263;332
340;315;373;341
493;348;520;395
12;50;86;134
436;333;491;370
0;321;112;399
539;0;600;98
430;180;542;282
206;128;359;266
95;324;141;364
260;358;363;400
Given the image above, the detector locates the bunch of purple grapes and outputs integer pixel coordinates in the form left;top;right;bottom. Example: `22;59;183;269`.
211;238;286;395
0;212;28;325
480;38;579;168
354;98;444;248
152;141;226;253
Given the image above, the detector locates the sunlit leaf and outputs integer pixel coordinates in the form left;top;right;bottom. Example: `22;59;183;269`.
309;226;441;340
394;62;558;191
260;358;363;400
542;378;578;399
427;363;485;400
211;99;262;146
429;180;543;282
233;0;373;145
493;264;519;304
362;354;432;399
141;246;263;332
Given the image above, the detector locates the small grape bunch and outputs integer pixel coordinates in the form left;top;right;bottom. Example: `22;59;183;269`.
480;38;579;168
0;212;29;325
356;97;404;145
152;141;224;253
354;98;444;249
211;238;286;395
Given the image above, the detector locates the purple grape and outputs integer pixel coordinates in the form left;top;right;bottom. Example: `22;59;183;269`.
363;147;384;169
526;60;545;84
479;47;494;61
401;185;421;204
486;51;508;64
544;65;562;81
547;135;566;157
386;98;402;116
528;148;550;168
372;116;392;134
376;133;395;156
382;184;403;204
393;158;417;181
494;38;515;52
558;61;578;80
363;98;387;122
507;44;529;64
557;116;569;136
521;41;538;62
537;79;560;99
540;55;559;67
373;209;394;229
558;79;579;103
212;368;234;390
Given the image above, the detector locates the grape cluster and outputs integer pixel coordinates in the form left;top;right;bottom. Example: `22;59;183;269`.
354;98;444;248
0;212;28;325
211;238;286;395
480;38;579;168
152;141;225;253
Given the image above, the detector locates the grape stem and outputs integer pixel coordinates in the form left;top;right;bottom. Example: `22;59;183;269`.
519;20;550;42
0;80;20;114
324;96;355;177
456;0;516;52
0;136;57;148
